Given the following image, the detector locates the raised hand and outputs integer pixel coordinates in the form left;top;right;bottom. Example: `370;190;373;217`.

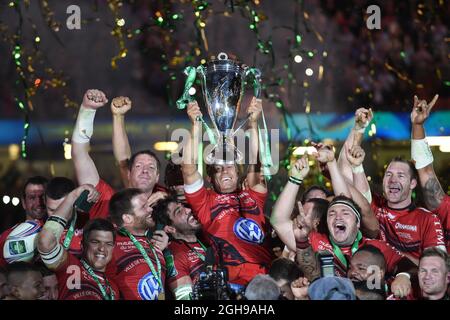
311;142;335;164
248;97;263;123
354;107;373;131
76;184;100;203
111;96;132;115
294;202;312;242
346;145;365;167
290;154;310;181
411;94;438;125
82;89;108;109
146;191;168;208
151;230;169;251
187;101;202;124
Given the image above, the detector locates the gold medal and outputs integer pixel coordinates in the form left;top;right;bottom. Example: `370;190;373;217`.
158;291;165;300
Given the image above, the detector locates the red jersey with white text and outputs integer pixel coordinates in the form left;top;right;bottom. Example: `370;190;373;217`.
433;195;450;252
55;252;119;300
184;182;272;285
309;231;404;277
371;194;445;260
167;239;206;287
106;232;167;300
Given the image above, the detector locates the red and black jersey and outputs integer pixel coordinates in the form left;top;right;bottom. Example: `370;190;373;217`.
433;195;450;252
88;179;116;220
371;194;446;260
55;253;119;300
184;182;272;285
166;239;205;287
309;231;404;277
106;232;167;300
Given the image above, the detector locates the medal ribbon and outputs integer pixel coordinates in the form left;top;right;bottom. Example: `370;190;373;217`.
183;239;207;261
63;208;77;249
80;259;115;300
329;231;362;269
119;228;163;291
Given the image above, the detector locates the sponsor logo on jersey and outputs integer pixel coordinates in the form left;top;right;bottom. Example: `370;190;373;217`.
137;272;161;300
233;218;264;244
395;223;417;232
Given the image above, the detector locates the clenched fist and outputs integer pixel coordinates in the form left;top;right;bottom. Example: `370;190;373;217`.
111;96;132;116
82;89;108;109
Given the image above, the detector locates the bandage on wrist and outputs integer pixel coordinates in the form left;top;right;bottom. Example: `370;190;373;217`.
72;106;97;143
43;217;66;241
411;138;433;169
351;165;364;174
39;243;64;267
395;272;411;280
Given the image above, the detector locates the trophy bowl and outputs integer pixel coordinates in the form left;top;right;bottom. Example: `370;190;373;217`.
196;52;260;165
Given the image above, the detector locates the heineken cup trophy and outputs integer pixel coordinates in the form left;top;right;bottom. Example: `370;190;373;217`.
177;52;261;165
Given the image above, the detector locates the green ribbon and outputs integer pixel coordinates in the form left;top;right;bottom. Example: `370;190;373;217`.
245;67;262;98
80;259;115;300
176;66;198;110
182;239;207;262
119;228;163;292
63;208;77;250
329;231;363;270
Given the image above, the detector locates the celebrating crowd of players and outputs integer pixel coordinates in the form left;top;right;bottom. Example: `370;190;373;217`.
0;90;448;300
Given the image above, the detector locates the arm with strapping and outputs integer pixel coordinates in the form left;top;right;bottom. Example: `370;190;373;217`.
37;185;99;270
71;89;108;186
270;155;309;252
410;94;445;211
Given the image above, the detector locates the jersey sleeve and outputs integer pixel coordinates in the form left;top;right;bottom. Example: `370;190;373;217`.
184;181;210;224
88;179;115;219
166;249;191;286
421;212;446;251
368;240;404;274
248;188;268;210
0;228;13;267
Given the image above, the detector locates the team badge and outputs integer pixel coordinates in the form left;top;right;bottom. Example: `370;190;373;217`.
233;218;264;244
138;272;162;300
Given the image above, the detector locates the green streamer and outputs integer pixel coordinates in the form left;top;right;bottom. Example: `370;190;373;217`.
176;66;197;110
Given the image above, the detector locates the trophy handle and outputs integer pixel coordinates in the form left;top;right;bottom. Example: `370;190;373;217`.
244;67;262;99
230;67;262;137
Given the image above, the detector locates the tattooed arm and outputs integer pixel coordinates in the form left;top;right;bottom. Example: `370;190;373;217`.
295;245;320;282
410;94;445;211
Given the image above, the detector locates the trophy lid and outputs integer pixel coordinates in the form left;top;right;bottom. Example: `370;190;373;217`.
206;52;245;74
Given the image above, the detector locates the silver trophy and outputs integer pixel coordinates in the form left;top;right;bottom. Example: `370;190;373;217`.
178;52;261;164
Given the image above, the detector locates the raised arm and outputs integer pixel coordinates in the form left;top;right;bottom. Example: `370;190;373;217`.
111;96;132;188
246;97;267;193
312;142;351;198
270;154;309;252
337;108;373;191
410;94;444;211
37;185;99;269
345;145;379;237
71;89;108;186
313;142;379;238
181;101;203;185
